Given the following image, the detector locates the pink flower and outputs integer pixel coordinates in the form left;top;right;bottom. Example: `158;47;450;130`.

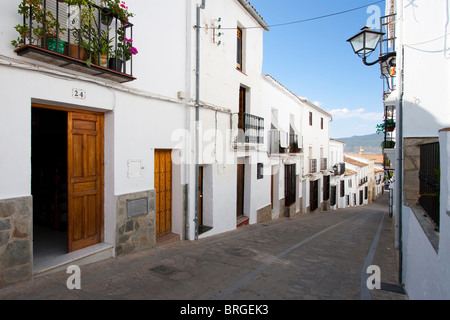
124;37;133;43
129;47;138;55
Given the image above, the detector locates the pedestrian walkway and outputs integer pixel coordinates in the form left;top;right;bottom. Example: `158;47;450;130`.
0;192;407;301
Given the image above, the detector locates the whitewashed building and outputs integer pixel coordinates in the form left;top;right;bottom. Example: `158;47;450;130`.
344;155;369;206
381;0;450;298
261;75;304;219
301;100;333;213
0;0;270;286
329;139;346;210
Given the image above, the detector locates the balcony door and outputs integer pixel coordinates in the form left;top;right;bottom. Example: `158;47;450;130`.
238;86;246;130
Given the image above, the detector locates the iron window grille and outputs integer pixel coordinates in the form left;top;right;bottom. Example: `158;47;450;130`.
419;142;440;230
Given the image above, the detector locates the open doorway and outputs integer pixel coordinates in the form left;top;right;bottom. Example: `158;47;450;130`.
32;106;104;270
32;107;68;263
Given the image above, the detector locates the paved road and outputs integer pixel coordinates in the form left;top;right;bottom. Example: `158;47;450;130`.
0;192;406;303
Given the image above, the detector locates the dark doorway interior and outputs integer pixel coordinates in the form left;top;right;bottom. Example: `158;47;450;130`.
31;107;68;262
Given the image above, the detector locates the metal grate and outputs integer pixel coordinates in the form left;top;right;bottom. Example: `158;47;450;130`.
149;265;178;275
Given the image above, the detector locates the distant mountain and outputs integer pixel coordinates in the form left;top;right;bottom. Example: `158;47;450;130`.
334;133;383;154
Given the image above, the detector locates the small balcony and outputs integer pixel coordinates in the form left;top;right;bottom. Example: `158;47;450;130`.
12;0;136;83
309;159;317;174
268;131;302;155
233;113;264;146
332;162;345;175
320;157;328;171
359;177;368;186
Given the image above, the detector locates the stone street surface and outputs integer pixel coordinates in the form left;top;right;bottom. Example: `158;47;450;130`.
0;193;407;303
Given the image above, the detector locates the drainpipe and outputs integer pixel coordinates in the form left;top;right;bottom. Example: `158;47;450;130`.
195;0;206;240
397;45;404;284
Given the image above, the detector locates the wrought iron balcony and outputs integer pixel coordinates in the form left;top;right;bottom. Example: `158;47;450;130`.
234;113;264;145
12;0;136;83
332;162;345;175
309;159;317;174
268;131;302;155
320;157;328;171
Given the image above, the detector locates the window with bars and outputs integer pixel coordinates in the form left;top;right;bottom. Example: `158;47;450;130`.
419;142;440;230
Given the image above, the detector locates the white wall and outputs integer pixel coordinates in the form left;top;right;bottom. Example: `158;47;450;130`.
397;0;450;137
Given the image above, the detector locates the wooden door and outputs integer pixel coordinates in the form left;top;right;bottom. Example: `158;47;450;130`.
155;149;172;238
67;112;104;252
271;167;274;210
285;164;296;207
236;163;245;217
310;180;318;212
238;87;246;130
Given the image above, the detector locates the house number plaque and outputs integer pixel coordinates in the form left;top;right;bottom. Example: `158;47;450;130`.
72;88;86;100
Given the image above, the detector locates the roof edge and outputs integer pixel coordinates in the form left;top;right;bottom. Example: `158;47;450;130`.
237;0;270;31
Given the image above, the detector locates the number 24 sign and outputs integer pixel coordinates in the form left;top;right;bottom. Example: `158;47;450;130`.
72;88;86;100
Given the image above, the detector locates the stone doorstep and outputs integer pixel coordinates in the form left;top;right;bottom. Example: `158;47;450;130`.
236;215;249;228
33;242;114;277
156;233;180;247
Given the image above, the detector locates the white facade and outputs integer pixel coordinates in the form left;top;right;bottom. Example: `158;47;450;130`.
0;0;271;285
261;75;304;218
384;0;450;299
301;100;333;212
329;139;346;210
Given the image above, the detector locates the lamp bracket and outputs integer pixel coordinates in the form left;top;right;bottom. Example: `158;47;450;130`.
362;51;396;66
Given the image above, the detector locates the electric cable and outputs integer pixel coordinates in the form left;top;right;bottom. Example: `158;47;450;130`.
208;0;386;30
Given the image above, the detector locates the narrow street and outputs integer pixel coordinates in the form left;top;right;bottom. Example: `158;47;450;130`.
0;192;406;302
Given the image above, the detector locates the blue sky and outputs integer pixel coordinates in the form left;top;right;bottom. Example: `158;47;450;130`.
249;0;386;139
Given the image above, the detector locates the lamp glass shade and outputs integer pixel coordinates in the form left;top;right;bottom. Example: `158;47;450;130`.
347;27;384;58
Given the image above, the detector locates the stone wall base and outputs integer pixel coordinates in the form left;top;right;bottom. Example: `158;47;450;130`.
0;196;33;287
115;190;156;256
257;204;272;223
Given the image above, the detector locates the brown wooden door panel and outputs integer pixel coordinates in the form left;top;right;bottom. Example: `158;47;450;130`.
68;112;103;252
236;163;244;217
155;149;172;238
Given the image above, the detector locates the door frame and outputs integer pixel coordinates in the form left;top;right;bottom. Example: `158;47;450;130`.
31;103;105;253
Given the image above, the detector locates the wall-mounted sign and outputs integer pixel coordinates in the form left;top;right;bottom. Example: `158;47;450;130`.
72;88;86;100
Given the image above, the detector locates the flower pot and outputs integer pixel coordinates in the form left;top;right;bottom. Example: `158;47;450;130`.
101;8;113;26
99;54;108;68
47;38;66;54
109;57;123;72
385;125;395;132
68;43;88;61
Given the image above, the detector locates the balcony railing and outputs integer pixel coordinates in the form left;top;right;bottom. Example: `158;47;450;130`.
320;158;328;171
12;0;136;83
309;159;317;174
234;113;264;144
359;177;368;186
268;131;302;154
332;162;345;175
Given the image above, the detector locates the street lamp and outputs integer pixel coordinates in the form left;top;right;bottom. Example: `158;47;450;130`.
347;26;396;66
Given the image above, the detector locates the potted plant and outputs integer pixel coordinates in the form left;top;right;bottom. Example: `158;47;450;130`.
109;31;138;72
385;118;396;132
381;140;396;149
376;118;396;134
97;29;113;67
101;0;135;22
12;0;66;52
